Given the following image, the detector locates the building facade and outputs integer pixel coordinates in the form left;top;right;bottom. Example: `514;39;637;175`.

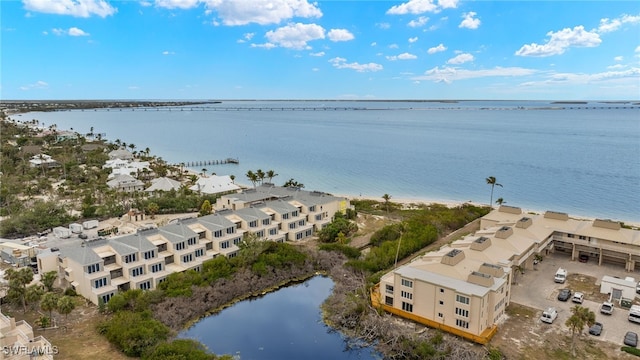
39;185;349;305
375;205;640;344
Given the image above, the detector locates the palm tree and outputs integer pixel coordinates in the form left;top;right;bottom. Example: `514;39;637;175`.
230;175;235;183
495;197;505;206
382;194;392;214
486;176;503;208
57;296;75;320
566;305;596;357
246;170;258;188
40;292;59;324
256;169;265;185
266;170;278;183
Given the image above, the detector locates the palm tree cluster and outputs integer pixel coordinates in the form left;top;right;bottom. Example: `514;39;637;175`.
245;169;278;188
485;176;503;209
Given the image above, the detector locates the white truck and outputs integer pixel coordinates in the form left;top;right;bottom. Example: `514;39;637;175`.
541;307;558;324
69;223;83;234
53;226;71;239
554;268;568;283
82;220;99;230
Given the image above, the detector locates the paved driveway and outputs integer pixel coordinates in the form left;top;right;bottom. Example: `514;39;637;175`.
510;252;640;347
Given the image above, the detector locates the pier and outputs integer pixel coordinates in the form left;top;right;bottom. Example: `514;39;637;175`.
177;158;239;167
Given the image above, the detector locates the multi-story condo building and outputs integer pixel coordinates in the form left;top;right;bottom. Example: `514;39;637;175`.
374;205;640;344
0;311;54;359
38;185;349;305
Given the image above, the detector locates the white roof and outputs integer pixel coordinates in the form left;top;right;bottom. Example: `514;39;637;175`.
189;175;240;195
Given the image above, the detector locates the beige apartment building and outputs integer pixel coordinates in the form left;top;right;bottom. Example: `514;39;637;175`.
38;185;349;305
374;205;640;344
0;311;54;359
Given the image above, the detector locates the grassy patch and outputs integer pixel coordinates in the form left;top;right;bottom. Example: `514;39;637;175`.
506;303;537;318
567;273;609;302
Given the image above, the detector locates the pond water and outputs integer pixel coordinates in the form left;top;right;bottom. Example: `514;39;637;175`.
178;276;383;360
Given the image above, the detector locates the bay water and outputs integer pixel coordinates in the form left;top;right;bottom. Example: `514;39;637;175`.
21;100;640;222
177;276;382;360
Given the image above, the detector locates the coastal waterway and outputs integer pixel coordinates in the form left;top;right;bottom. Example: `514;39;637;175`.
177;276;382;360
18;100;640;223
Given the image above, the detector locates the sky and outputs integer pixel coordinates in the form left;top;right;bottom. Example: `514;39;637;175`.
1;0;639;100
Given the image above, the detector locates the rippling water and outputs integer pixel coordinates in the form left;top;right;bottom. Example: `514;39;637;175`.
22;100;640;222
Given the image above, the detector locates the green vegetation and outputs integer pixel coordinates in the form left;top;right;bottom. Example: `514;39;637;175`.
565;305;596;357
143;339;230;360
318;243;362;259
98;310;170;357
317;212;358;243
622;346;640;357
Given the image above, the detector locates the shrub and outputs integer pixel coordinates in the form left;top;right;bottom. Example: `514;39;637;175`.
98;310;170;357
622;347;640;357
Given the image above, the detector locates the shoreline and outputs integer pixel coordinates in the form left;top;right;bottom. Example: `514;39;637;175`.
334;193;640;227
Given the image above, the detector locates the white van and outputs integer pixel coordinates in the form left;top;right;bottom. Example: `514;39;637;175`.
629;305;640;324
541;307;558;324
554;268;567;283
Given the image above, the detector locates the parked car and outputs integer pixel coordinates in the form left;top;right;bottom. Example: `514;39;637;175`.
636;281;640;295
624;331;638;347
78;233;88;239
600;301;614;315
589;322;603;336
541;307;558;324
579;254;589;263
572;292;584;304
558;288;572;301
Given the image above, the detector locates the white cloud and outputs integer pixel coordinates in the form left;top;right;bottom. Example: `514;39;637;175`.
408;16;429;28
387;52;418;61
515;26;601;57
250;42;277;49
386;0;444;15
52;27;89;36
636;46;640;54
598;14;640;33
519;68;640;87
329;57;383;72
200;0;322;26
377;22;391;30
162;50;175;55
437;0;459;9
23;0;116;18
328;29;354;42
310;51;325;57
20;80;49;91
140;1;152;7
68;27;89;36
607;64;625;70
614;56;623;61
459;12;480;29
155;0;199;9
413;66;537;83
408;37;418;43
389;44;399;49
427;43;446;54
265;23;325;49
447;53;473;64
370;42;377;47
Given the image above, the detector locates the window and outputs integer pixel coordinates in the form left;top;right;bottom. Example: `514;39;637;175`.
401;302;413;312
456;294;470;305
221;241;230;249
176;242;185;251
131;266;144;277
188;237;197;245
289;223;296;230
567;233;574;238
455;307;469;317
579;235;586;240
385;284;394;294
269;228;277;235
143;250;155;260
214;230;223;238
455;319;469;329
292;211;298;217
262;218;270;226
401;290;413;300
440;288;444;293
315;214;322;221
233;237;242;245
298;220;305;226
139;281;151;290
124;253;137;263
309;206;316;212
401;279;413;288
256;230;264;238
195;249;204;257
296;232;303;240
102;293;114;304
305;229;312;237
94;278;107;288
249;220;258;228
227;227;235;234
182;254;193;263
151;263;163;273
282;213;289;220
385;296;393;306
87;263;100;274
437;312;443;318
439;300;444;305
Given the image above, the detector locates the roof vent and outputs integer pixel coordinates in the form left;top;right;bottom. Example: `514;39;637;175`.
516;217;533;229
441;249;465;266
544;211;569;221
470;236;491;251
498;205;522;214
593;219;621;230
467;271;494;287
495;226;513;239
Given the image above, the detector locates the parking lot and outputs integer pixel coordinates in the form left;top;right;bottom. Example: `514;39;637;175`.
510;252;640;347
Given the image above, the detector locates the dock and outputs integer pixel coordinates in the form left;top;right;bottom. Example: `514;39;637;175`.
177;158;239;167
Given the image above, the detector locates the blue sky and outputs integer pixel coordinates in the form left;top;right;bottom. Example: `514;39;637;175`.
1;0;639;100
